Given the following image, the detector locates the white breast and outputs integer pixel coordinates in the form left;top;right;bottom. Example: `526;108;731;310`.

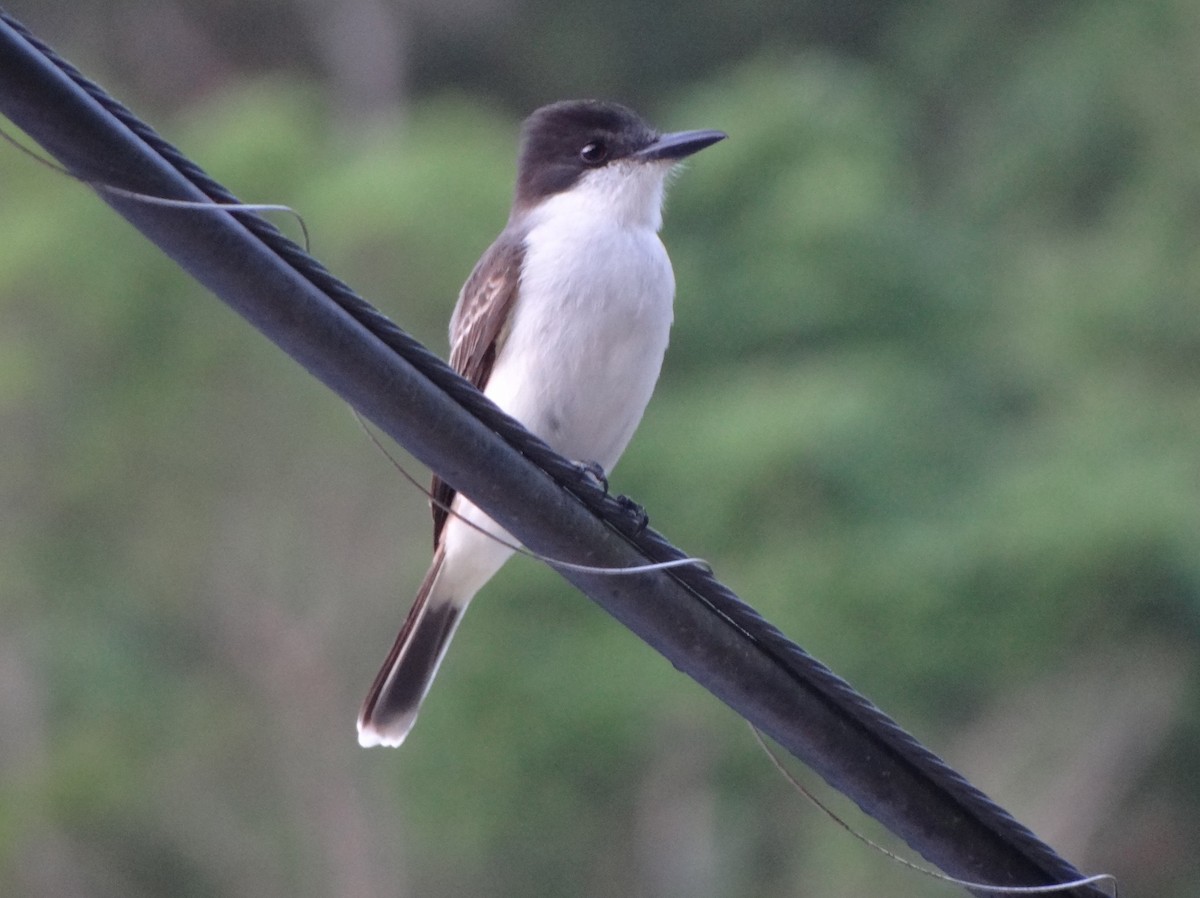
483;163;677;472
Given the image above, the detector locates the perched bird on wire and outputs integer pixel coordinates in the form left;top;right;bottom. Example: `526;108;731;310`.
357;99;724;747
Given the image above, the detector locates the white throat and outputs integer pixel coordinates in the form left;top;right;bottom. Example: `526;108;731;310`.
524;159;672;232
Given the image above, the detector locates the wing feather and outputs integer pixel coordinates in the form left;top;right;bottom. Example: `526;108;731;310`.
430;232;524;545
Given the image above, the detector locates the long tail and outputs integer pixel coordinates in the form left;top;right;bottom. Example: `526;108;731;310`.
357;546;464;747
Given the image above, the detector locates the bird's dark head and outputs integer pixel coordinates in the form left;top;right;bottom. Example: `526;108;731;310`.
514;100;725;212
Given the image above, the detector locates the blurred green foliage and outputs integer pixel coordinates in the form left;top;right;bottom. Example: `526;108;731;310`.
2;1;1199;896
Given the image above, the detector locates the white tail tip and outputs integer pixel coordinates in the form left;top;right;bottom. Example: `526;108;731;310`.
357;714;416;748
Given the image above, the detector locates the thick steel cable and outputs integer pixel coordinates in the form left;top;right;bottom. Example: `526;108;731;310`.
0;10;1106;896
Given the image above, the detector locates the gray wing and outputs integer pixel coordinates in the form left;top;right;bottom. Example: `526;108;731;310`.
431;231;524;545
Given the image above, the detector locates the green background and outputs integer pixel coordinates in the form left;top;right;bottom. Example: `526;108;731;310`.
2;1;1197;895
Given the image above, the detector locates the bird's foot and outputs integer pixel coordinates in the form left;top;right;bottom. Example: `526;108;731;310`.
570;462;647;533
616;495;649;535
573;459;609;494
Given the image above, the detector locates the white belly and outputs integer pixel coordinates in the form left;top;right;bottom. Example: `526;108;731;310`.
483;216;675;472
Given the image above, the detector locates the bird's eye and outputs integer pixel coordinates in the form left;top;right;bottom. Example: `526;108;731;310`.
580;141;608;164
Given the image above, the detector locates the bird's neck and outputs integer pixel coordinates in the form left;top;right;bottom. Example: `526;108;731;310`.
518;162;668;234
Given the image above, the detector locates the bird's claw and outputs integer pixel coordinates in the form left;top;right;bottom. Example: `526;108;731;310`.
574;460;609;493
571;463;647;533
616;495;649;535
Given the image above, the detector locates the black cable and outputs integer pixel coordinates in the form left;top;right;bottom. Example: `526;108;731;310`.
0;9;1107;896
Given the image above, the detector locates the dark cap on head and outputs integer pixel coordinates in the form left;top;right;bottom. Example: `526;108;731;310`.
516;100;657;205
514;100;725;208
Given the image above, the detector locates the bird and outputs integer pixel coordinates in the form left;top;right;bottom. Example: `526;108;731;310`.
357;99;725;747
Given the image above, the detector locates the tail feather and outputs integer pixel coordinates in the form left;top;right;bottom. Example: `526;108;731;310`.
357;547;464;747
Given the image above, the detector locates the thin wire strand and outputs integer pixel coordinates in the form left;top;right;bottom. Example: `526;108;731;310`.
0;120;312;250
749;726;1118;897
353;409;710;576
